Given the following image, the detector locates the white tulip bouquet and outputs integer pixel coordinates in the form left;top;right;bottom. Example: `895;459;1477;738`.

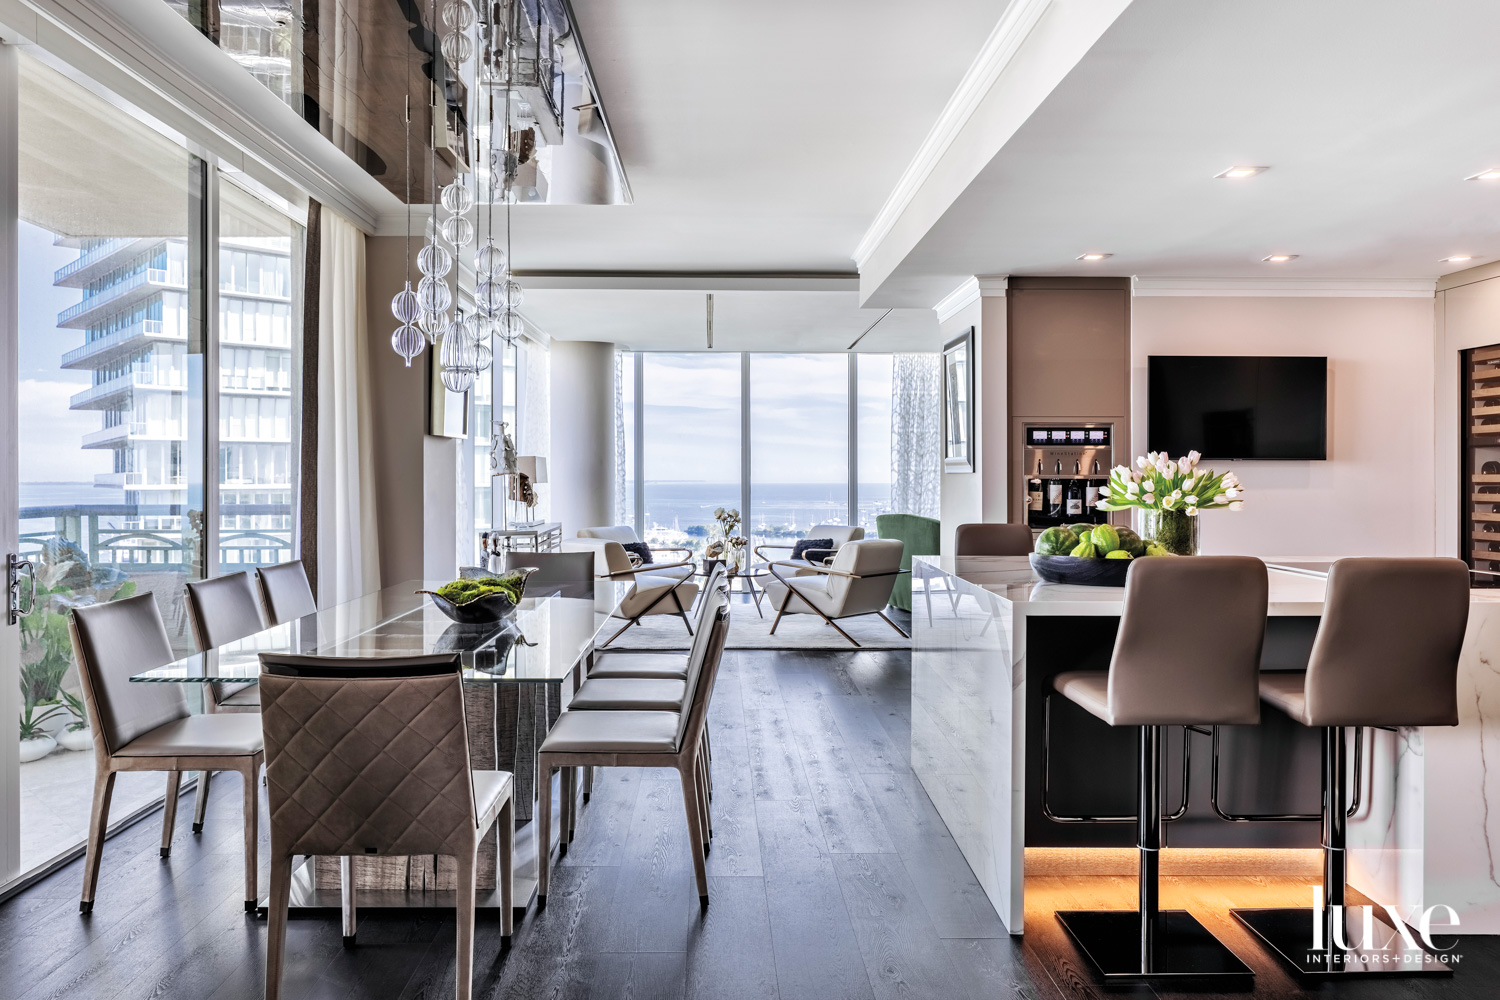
1095;450;1245;516
1096;451;1244;555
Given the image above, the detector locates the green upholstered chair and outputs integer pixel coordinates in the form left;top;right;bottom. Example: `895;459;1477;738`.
874;514;940;613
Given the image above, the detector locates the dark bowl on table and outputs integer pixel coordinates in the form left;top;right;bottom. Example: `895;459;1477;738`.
1028;552;1133;587
420;567;538;624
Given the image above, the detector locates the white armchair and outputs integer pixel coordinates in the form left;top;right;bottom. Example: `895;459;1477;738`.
570;527;699;646
753;523;866;576
760;538;909;647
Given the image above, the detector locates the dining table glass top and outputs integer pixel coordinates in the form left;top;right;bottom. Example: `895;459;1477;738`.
129;579;631;685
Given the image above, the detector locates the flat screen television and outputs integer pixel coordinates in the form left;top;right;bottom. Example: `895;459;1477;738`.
1147;355;1327;460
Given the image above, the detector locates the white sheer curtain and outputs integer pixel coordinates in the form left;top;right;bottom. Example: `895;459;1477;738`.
315;208;381;605
891;352;941;518
518;338;551;521
613;352;627;525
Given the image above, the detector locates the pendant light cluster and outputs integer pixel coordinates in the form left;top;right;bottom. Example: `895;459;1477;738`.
390;0;529;394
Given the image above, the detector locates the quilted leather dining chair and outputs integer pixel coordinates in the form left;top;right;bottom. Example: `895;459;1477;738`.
255;559;317;626
258;652;513;1000
184;571;267;833
70;593;265;913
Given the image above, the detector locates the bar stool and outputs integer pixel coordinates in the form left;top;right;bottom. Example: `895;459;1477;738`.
1232;557;1468;977
1052;556;1267;981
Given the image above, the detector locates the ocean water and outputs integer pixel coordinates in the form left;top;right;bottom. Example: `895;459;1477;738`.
636;481;892;539
20;482;125;512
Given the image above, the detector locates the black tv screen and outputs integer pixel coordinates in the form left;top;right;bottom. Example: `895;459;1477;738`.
1147;356;1327;460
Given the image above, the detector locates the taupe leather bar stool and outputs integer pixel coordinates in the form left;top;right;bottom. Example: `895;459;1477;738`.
258;653;513;1000
185;571;267;833
1051;556;1267;981
255;559;317;625
537;604;731;906
1232;557;1469;978
70;594;264;913
954;522;1034;556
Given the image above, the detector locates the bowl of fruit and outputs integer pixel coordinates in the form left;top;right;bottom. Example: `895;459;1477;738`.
419;568;537;624
1028;523;1173;587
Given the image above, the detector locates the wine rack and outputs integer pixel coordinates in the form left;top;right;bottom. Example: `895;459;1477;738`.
1464;344;1500;585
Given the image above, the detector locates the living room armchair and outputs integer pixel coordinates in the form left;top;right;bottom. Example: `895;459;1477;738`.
761;538;908;647
753;523;865;575
571;527;700;646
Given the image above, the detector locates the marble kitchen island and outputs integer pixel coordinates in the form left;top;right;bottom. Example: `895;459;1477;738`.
911;554;1500;935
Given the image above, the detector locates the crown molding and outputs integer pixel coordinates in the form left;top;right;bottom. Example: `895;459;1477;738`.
976;274;1010;296
1131;276;1436;298
933;278;979;322
508;272;861;292
1436;259;1500;292
851;0;1052;270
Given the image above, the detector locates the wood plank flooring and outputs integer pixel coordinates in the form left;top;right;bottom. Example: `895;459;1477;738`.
4;639;1498;999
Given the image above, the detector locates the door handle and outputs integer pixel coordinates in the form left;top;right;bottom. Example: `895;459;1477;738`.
8;553;36;626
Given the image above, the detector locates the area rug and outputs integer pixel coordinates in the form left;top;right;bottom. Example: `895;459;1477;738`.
603;605;911;651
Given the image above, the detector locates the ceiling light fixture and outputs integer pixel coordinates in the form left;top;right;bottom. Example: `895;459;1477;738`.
1442;255;1476;263
1077;253;1112;261
1467;169;1500;181
1262;254;1298;263
1215;165;1269;179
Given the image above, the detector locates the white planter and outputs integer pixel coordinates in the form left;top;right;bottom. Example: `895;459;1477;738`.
58;727;93;752
18;736;56;763
39;706;70;740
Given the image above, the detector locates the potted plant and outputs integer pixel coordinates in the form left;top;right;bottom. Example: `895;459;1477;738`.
1095;450;1245;556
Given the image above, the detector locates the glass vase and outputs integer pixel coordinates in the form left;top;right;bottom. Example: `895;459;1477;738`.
1141;508;1199;556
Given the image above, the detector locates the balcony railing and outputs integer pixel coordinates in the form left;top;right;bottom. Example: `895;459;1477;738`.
61;320;176;369
70;368;187;408
58;268;182;328
19;503;295;576
52;238;152;285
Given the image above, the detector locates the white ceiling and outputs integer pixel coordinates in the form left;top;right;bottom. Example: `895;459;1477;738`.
521;288;939;353
866;0;1500;305
506;0;1005;347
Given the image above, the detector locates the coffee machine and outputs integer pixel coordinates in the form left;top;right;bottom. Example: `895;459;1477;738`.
1022;424;1114;530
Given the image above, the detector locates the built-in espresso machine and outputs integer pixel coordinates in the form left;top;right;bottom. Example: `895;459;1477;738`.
1023;424;1114;530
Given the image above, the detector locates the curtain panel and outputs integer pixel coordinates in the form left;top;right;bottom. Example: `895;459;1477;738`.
315;208;382;605
891;352;941;519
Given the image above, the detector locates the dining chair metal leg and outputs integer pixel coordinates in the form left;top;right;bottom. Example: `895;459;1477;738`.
583;765;594;803
455;845;477;1000
192;770;211;834
264;852;295;1000
80;769;116;913
678;764;709;902
498;795;515;938
242;760;260;911
160;770;182;857
340;856;356;945
536;761;553;902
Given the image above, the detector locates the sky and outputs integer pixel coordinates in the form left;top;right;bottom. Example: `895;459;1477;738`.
634;352;895;486
17;221;111;484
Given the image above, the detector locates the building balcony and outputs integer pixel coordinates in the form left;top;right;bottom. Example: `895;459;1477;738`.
52;238;159;288
93;471;186;488
60;320;182;371
70;370;187;410
57;268;185;329
80;422;183;449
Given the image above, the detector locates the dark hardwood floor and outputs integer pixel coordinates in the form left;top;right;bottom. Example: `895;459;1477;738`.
4;632;1498;999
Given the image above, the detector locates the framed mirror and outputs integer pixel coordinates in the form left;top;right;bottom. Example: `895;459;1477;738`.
942;328;974;472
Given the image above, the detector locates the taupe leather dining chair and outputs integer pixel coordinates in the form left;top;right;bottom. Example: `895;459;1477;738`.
258;652;513;1000
1051;557;1267;981
185;571;267;833
70;593;265;913
537;603;731;905
1232;557;1469;978
954;522;1034;556
503;550;596;598
255;560;317;626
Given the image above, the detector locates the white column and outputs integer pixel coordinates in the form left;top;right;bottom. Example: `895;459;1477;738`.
549;341;616;534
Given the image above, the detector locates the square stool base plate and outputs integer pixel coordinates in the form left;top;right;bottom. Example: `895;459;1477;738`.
1233;907;1454;978
1056;909;1254;982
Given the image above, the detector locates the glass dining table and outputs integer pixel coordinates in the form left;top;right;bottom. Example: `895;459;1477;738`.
129;579;633;916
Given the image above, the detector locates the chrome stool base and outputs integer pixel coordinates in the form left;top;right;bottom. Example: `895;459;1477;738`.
1233;907;1454;978
1057;909;1254;982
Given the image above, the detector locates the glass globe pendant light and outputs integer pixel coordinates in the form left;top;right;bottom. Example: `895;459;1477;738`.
440;214;474;248
390;281;421;326
418;308;449;344
475;239;506;278
439;316;477;393
417;241;452;278
498;309;525;343
391;324;425;366
417;273;453;315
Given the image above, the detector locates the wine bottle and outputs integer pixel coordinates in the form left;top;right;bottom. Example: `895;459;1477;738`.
1047;460;1064;519
1086;460;1102;521
1065;460;1084;517
1027;459;1044;521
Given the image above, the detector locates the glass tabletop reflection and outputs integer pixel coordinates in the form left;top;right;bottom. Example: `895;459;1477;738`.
129;580;630;685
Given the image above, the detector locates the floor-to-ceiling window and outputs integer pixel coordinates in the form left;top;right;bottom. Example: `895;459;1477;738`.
640;354;740;558
616;351;636;528
749;354;848;549
856;354;895;533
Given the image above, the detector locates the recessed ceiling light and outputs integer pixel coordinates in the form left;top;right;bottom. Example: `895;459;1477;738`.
1262;254;1298;263
1442;255;1477;263
1467;169;1500;181
1076;253;1112;261
1215;165;1269;179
